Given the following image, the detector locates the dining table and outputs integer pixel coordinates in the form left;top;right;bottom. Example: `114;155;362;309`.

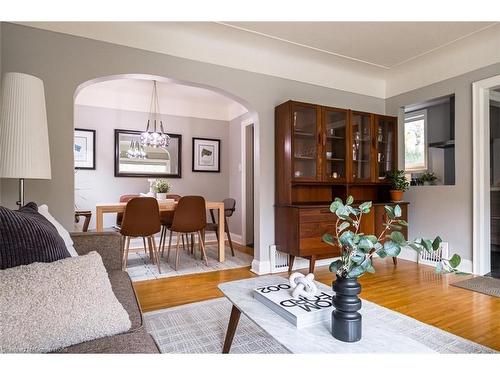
95;200;226;262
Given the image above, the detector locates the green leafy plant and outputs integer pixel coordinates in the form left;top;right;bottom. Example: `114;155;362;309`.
419;172;438;185
152;179;171;194
322;196;461;278
386;170;410;191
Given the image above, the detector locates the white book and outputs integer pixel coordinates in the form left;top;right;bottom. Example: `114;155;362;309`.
253;282;334;328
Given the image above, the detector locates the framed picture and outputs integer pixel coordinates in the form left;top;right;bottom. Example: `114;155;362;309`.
192;137;220;173
114;129;182;178
74;128;96;170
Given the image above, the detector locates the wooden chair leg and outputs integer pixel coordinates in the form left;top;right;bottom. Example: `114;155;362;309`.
175;232;181;271
288;254;295;273
392;256;398;265
182;234;186;251
166;229;173;260
158;227;164;255
122;236;130;270
190;233;194;254
142;237;147;255
147;236;154;263
151;235;161;274
225;219;235;256
198;231;209;266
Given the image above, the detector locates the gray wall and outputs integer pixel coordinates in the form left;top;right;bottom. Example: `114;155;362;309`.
74;104;230;230
0;23;385;267
386;62;500;263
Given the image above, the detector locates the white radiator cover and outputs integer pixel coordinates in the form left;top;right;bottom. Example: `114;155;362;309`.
418;242;449;266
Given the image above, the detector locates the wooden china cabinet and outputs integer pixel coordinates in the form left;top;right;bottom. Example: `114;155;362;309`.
275;100;407;273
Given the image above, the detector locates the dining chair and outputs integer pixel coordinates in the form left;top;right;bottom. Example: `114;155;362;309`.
116;194;140;228
166;195;208;270
205;198;236;256
120;197;162;273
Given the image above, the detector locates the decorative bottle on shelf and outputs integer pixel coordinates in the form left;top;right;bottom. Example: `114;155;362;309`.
377;127;383;142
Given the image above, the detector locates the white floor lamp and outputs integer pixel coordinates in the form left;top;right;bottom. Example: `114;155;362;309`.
0;72;52;208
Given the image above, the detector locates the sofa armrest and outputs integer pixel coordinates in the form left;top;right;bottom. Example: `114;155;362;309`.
70;232;122;271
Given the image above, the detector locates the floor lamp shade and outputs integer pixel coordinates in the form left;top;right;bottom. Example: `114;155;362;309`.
0;72;51;179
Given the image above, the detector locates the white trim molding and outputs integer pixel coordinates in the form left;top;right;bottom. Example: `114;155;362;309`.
251;259;271;275
472;74;500;275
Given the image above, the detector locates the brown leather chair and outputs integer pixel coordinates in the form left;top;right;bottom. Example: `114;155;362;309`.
120;197;162;273
206;198;236;256
116;194;140;228
167;195;208;270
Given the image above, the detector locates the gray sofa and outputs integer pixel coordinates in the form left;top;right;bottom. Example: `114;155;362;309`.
54;232;160;353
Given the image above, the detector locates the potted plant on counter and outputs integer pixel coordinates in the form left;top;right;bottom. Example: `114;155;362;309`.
419;172;438;186
386;170;409;202
322;196;461;343
152;179;171;201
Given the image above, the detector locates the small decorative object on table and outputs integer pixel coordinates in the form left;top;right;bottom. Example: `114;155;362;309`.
386;169;409;202
289;272;318;299
152;179;171;201
323;195;462;343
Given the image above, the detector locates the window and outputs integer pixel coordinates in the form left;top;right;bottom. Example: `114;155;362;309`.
404;110;427;172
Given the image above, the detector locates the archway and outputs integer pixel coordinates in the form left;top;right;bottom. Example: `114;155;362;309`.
73;73;260;274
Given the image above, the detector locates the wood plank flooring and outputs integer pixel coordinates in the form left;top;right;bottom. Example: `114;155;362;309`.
133;256;500;351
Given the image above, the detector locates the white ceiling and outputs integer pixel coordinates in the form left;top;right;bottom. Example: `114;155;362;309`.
17;22;500;98
221;22;496;68
75;78;248;121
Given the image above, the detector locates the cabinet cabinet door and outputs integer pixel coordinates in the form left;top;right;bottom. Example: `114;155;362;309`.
375;115;398;182
322;107;349;182
350;111;374;182
374;204;408;241
291;103;320;181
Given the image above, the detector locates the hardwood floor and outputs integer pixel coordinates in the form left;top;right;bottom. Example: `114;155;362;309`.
133;257;500;351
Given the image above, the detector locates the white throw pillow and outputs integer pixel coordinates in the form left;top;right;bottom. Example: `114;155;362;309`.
38;204;78;257
0;252;131;353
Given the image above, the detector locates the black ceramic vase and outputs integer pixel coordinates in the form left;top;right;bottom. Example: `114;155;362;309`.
331;276;362;342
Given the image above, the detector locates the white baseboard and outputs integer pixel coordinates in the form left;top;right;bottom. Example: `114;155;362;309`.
251;259;271;275
229;232;243;245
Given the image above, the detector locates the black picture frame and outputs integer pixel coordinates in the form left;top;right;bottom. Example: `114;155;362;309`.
74;128;96;170
192;137;221;173
114;129;182;178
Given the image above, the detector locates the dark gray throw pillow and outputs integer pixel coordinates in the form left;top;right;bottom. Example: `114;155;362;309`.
0;202;70;269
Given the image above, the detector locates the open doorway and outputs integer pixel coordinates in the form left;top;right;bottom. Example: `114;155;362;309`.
472;74;500;276
489;89;500;278
244;123;254;247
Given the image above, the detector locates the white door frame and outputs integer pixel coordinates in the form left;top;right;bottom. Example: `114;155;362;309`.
240;119;254;246
472;74;500;275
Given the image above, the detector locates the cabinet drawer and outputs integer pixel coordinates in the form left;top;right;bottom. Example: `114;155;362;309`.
299;207;335;223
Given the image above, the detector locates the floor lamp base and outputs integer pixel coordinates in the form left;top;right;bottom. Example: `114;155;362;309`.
16;178;25;209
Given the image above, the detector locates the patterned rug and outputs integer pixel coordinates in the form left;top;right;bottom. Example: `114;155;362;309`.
144;297;496;354
451;276;500;297
126;244;253;282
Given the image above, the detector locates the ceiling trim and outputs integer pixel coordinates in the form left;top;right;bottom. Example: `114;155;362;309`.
216;21;391;69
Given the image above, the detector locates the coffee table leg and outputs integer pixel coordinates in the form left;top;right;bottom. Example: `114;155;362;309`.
222;305;241;353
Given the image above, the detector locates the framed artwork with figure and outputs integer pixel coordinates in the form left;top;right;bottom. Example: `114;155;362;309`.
74;128;96;170
192;137;220;172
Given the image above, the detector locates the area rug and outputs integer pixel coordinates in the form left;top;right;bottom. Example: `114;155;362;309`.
143;297;496;354
126;244;253;282
451;276;500;297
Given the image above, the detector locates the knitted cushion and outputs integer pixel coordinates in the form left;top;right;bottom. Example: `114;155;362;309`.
0;202;70;269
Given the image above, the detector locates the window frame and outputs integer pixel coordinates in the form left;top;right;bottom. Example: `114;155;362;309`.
404;109;428;172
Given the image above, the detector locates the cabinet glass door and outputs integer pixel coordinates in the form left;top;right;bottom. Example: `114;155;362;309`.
292;105;318;180
351;112;372;181
323;108;347;181
375;116;396;181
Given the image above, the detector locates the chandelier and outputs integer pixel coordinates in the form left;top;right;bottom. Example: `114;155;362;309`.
140;80;170;148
